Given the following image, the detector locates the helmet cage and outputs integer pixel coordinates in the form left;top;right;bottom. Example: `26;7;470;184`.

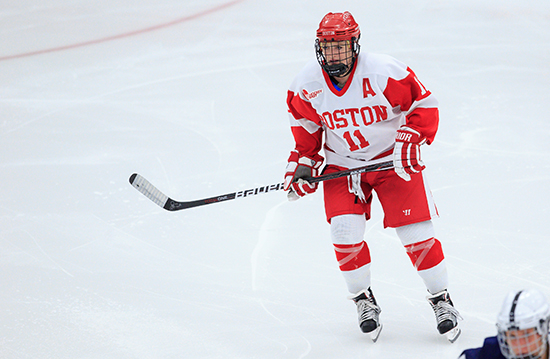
496;321;549;359
315;36;360;77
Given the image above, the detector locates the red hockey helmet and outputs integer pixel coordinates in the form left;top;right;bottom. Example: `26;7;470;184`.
315;12;361;77
316;12;360;42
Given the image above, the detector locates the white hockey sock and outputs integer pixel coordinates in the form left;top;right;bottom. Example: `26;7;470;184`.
417;260;449;294
341;264;372;294
396;221;449;294
331;214;371;294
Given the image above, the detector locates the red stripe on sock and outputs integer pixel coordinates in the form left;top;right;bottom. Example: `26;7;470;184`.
334;242;371;271
404;237;444;271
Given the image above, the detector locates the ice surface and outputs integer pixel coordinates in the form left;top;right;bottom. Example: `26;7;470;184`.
1;0;550;358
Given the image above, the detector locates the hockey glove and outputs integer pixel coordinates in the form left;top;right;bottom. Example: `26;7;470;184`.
393;126;426;181
284;150;324;201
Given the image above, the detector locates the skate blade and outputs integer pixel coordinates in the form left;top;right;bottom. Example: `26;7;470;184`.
445;327;461;343
369;324;383;343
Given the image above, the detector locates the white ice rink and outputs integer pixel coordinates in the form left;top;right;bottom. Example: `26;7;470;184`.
1;1;550;358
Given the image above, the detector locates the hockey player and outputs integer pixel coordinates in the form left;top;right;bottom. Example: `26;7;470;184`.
283;11;462;342
460;289;550;359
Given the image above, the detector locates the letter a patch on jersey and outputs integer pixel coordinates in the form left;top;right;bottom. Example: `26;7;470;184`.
363;78;376;98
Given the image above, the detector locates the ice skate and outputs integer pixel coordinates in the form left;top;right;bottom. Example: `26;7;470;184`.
427;289;462;343
350;288;382;342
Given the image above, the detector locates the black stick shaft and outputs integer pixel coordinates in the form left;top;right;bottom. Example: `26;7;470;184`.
129;160;393;211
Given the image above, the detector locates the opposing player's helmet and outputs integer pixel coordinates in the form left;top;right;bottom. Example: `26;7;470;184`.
315;12;360;77
496;289;550;359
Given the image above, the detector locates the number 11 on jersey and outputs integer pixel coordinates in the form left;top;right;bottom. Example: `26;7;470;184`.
343;130;370;151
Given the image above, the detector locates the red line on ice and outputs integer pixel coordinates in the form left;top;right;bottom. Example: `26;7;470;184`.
0;0;244;61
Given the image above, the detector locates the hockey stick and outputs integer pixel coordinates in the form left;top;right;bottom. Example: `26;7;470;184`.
129;160;393;211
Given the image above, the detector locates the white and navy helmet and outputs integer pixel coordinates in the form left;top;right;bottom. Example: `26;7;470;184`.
496;289;550;359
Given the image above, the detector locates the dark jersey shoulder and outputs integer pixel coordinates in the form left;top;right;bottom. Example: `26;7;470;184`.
460;336;505;359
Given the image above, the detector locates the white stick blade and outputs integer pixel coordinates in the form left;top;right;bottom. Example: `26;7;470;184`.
129;174;169;208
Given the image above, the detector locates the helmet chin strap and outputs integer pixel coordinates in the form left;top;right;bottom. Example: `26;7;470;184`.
323;63;349;77
324;56;356;80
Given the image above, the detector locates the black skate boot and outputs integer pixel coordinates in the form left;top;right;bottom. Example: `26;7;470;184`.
427;289;463;343
350;288;382;342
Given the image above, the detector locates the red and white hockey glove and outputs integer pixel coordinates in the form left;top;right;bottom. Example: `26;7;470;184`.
284;150;324;201
393;126;427;181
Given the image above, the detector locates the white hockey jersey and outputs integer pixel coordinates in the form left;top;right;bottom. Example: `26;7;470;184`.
287;52;439;169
